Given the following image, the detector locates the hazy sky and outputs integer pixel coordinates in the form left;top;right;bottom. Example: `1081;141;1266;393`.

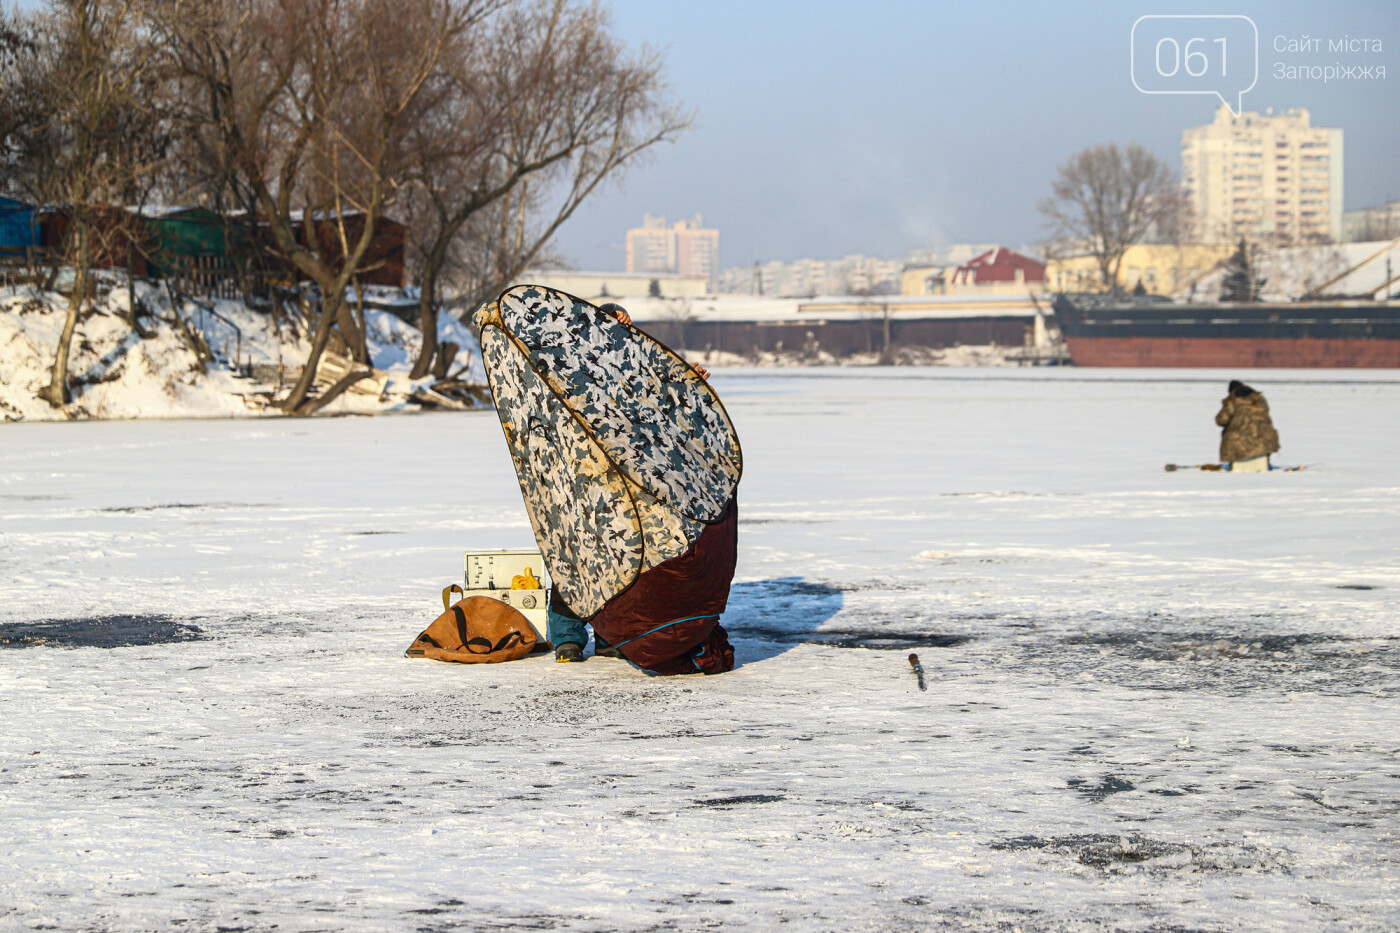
552;0;1400;271
10;0;1396;271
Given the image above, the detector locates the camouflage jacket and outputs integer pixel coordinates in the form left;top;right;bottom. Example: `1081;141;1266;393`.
1216;393;1280;462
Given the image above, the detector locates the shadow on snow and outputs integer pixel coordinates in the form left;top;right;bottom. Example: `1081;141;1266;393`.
721;576;972;664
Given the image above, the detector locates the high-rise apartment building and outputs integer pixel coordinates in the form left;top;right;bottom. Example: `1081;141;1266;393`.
1181;105;1343;245
625;214;719;285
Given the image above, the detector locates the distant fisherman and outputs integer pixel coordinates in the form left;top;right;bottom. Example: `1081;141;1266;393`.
1215;380;1280;472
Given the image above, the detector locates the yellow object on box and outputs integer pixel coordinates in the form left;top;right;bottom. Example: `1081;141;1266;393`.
511;568;541;589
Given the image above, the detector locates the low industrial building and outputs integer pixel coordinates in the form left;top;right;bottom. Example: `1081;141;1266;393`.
619;293;1047;358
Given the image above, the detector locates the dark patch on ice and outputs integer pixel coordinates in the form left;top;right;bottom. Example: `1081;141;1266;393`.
1028;628;1400;697
408;909;564;930
1067;774;1135;801
1062;630;1329;658
1334;584;1379;590
99;501;266;513
350;530;401;535
0;614;204;649
736;626;972;650
692;794;785;808
990;833;1288;874
623;726;723;741
1265;744;1316;757
896;904;1049;933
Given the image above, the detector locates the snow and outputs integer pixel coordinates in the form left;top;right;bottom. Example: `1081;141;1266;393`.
1184;239;1400;302
0;281;485;422
1;285;263;421
3;369;1400;930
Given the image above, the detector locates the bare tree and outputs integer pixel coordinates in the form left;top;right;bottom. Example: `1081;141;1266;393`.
403;0;688;379
1039;143;1178;291
160;0;471;414
3;0;165;408
0;14;39;160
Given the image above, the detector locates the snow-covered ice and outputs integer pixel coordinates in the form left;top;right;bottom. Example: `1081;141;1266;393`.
2;368;1399;931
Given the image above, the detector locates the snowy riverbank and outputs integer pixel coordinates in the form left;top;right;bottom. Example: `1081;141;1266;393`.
0;282;485;422
2;369;1399;930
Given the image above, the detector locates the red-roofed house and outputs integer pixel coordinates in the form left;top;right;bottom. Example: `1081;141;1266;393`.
944;246;1046;295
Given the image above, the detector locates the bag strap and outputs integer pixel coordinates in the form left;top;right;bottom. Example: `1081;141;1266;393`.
463;630;527;654
441;583;464;612
451;603;471;648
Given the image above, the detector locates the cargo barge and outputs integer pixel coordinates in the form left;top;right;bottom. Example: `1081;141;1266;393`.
1051;294;1400;368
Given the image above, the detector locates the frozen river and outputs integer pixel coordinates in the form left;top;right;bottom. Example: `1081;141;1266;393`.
3;368;1399;931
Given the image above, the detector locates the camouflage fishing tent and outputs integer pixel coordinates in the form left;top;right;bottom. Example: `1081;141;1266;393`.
474;285;742;671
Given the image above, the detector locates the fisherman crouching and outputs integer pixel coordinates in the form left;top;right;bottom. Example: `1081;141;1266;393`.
547;300;736;674
1215;379;1280;472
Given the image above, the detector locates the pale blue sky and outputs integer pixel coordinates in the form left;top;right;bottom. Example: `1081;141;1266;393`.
557;0;1399;270
9;0;1397;270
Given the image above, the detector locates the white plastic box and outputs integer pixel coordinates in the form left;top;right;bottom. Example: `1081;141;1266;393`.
462;549;550;638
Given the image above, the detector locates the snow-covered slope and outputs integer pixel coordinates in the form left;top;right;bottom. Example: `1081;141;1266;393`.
0;280;485;422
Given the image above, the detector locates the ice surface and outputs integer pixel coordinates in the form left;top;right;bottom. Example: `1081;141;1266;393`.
2;369;1399;931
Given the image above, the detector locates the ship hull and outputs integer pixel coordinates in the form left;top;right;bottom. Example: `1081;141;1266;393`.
1053;296;1400;368
1064;336;1400;368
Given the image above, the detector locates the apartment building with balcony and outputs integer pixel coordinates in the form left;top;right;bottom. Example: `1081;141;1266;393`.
1181;105;1343;246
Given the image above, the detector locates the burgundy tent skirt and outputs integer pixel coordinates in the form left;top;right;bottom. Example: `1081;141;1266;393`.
589;499;738;675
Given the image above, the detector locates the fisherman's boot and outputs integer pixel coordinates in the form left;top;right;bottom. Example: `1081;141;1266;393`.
555;642;584;663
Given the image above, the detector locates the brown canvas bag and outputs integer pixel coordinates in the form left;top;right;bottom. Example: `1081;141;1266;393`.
405;588;546;663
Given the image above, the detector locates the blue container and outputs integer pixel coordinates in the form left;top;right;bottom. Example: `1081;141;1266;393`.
0;196;39;252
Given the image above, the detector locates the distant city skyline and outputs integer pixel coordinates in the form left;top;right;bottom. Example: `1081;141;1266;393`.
551;0;1398;271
